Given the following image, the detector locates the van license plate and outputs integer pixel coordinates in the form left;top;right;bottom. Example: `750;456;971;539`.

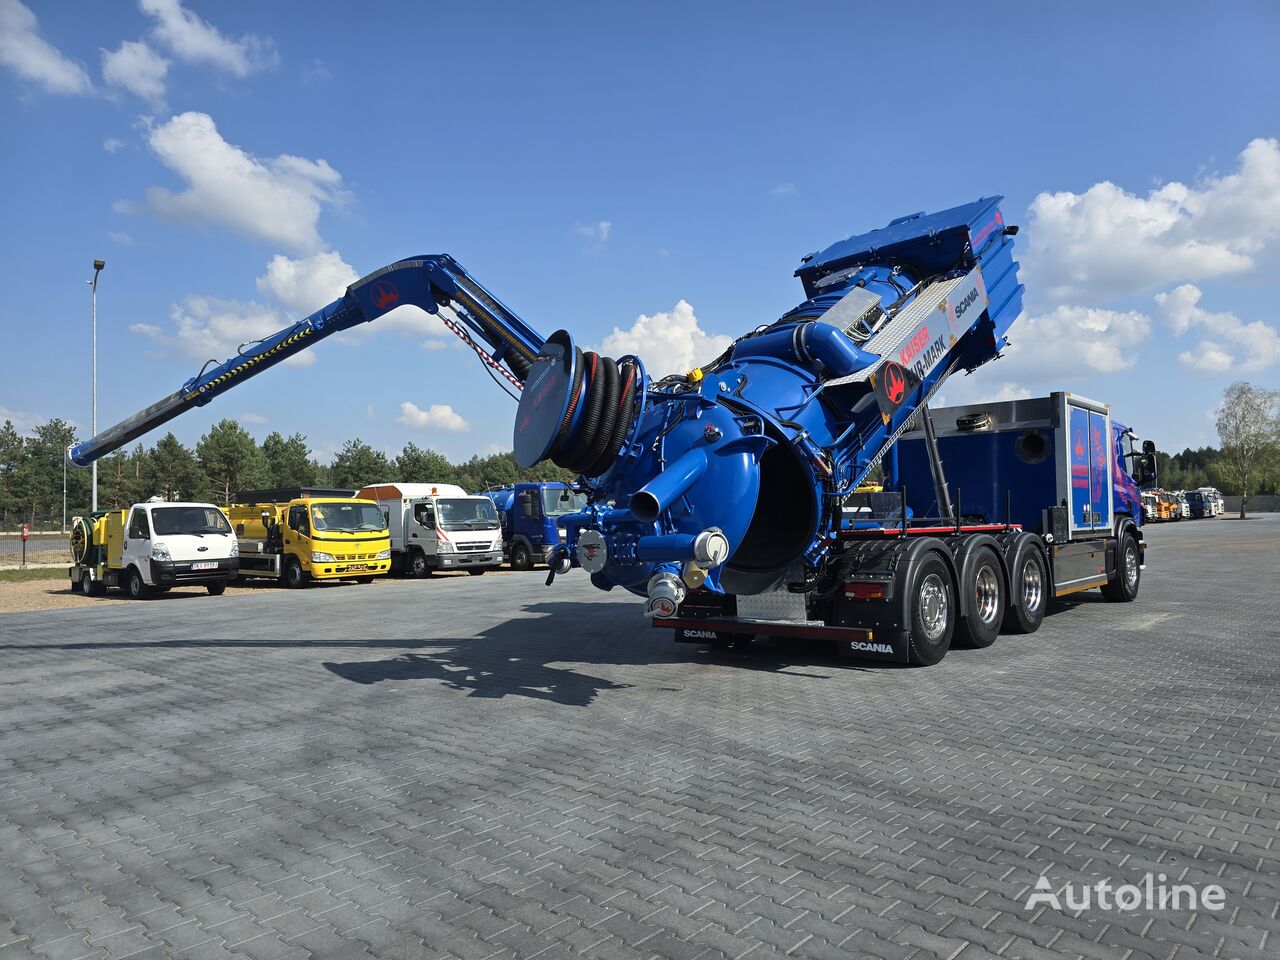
191;561;217;570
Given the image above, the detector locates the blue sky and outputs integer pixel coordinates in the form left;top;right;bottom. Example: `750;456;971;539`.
1;0;1278;465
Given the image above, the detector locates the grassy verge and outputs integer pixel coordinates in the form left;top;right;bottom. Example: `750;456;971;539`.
0;567;66;583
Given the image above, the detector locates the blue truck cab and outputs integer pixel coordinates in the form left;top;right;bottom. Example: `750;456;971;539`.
483;482;588;570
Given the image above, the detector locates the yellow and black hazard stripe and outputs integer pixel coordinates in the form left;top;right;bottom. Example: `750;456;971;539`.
183;325;316;401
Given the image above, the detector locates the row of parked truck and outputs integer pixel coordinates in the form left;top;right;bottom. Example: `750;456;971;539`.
1140;487;1225;522
67;480;579;598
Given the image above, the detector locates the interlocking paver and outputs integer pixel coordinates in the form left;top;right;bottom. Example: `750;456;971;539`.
1;517;1278;960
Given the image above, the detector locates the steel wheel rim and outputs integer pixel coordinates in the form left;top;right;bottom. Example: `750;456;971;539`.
974;565;1000;625
1124;543;1138;589
920;573;948;641
1021;557;1043;613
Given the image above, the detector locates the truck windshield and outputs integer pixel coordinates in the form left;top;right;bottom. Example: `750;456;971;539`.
438;498;500;530
310;502;387;533
151;506;232;536
541;488;587;517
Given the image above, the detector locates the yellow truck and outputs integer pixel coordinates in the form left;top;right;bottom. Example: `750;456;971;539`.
228;488;392;588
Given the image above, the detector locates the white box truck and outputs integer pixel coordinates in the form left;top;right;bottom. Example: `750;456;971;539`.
355;483;504;577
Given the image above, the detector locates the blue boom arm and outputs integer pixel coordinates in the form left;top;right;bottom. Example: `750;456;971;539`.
68;255;546;467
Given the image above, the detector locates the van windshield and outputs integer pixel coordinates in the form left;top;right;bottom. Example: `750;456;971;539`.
438;498;500;531
310;502;387;533
151;506;232;536
541;488;587;517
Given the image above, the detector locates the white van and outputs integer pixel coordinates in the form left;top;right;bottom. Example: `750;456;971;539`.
70;501;240;598
355;483;504;577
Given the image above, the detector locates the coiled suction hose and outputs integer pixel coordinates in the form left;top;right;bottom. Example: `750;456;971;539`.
544;348;638;476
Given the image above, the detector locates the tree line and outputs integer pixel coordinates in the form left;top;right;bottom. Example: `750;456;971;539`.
0;418;573;529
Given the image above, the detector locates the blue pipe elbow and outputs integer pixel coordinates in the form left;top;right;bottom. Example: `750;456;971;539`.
629;448;708;523
731;321;876;377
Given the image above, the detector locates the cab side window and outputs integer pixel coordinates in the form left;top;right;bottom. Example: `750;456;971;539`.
127;509;150;540
416;503;435;528
288;505;309;535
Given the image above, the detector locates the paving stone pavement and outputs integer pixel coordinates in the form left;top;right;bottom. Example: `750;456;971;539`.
1;516;1278;960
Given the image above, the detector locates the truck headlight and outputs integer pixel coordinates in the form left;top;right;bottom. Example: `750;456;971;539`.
151;543;171;561
311;551;335;562
437;541;453;553
491;541;502;551
229;541;239;558
376;549;391;560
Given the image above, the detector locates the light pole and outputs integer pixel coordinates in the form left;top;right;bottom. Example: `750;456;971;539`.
89;259;105;511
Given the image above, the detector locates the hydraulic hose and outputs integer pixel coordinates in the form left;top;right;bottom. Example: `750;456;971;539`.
540;350;637;477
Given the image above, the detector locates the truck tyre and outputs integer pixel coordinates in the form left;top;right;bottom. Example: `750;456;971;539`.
355;576;374;584
907;553;955;666
284;556;308;589
1002;543;1047;634
510;542;533;571
1101;532;1140;603
956;545;1005;649
408;550;431;579
206;581;226;596
467;568;486;576
126;566;150;600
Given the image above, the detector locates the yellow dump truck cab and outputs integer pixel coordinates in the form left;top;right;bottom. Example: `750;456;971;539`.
229;488;392;588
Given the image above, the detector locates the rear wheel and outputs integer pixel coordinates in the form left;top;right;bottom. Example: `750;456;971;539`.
77;573;102;597
907;553;955;666
956;546;1005;649
1002;545;1047;634
284;557;307;589
1101;532;1140;602
510;542;533;571
127;566;149;600
467;568;487;576
206;581;226;596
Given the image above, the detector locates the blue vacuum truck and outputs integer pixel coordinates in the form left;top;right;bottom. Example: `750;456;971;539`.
482;482;588;570
69;196;1158;666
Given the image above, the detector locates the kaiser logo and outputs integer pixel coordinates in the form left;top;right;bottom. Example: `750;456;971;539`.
884;362;907;405
582;544;600;560
370;280;399;311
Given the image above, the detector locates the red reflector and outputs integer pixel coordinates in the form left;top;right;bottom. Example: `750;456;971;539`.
845;582;885;599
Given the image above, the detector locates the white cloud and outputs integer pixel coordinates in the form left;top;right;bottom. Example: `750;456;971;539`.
0;0;92;94
0;404;45;433
238;412;267;425
574;220;612;245
256;251;357;314
103;137;125;153
395;401;470;433
996;305;1151;381
130;294;316;368
771;182;796;197
139;0;276;77
108;231;135;246
1023;138;1280;302
101;39;168;107
1155;283;1280;373
595;299;732;377
140;112;344;253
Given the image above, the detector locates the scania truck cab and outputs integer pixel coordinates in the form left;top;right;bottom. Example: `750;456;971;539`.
356;483;504;577
229;488;392;588
484;481;588;569
70;500;239;598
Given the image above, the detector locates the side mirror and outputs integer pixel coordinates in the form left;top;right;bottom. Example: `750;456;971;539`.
1142;440;1156;455
559;491;571;503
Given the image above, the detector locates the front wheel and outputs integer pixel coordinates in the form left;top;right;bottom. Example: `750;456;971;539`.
510;543;533;571
1101;532;1140;602
355;576;374;584
467;568;486;577
206;581;226;596
908;553;955;666
127;567;150;600
956;546;1005;649
284;557;308;589
407;550;431;579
